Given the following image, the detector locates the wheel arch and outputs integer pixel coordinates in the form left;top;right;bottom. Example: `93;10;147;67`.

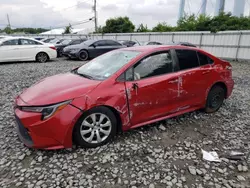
209;81;228;99
70;105;123;144
36;51;50;61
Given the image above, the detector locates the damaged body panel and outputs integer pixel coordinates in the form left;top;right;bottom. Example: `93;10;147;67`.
14;45;234;149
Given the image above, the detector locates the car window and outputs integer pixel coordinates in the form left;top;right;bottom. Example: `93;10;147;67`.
197;52;214;66
126;51;173;81
105;40;122;46
94;40;106;47
71;40;81;45
176;49;199;71
3;39;19;46
77;50;141;80
20;39;41;45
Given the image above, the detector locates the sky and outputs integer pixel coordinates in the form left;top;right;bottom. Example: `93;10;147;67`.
0;0;249;32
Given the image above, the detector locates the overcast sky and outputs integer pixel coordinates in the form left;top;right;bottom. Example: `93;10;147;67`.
0;0;249;31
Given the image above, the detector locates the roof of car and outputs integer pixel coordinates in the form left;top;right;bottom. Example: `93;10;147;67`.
122;45;197;52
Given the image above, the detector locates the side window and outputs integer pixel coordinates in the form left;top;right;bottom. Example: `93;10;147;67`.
20;39;41;45
94;40;106;46
176;49;199;70
106;40;122;46
3;39;19;46
71;40;81;45
197;52;214;66
126;51;173;81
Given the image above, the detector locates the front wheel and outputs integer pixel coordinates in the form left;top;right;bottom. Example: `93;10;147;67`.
78;50;89;61
73;106;117;148
205;85;225;113
36;52;49;63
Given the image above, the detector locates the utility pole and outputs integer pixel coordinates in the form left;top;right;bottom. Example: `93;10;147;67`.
93;0;97;32
7;14;11;28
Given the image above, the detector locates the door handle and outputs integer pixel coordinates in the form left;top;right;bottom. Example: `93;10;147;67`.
202;70;211;75
132;83;139;90
168;79;179;84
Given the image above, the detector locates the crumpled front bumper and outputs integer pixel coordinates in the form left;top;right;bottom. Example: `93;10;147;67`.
14;97;82;150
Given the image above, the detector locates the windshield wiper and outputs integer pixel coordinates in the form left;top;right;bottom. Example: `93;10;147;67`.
74;70;94;80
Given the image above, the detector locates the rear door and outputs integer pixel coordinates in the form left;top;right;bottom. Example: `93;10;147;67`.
105;40;123;51
124;50;181;126
0;39;20;62
19;39;42;60
173;49;211;108
91;40;109;57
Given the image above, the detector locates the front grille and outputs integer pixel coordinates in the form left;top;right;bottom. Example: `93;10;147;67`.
15;115;33;147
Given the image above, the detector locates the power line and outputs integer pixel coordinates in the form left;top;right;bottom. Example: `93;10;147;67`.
209;0;215;9
187;0;192;15
196;0;207;16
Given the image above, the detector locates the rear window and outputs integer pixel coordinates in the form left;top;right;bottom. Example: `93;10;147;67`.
197;52;214;66
176;49;199;70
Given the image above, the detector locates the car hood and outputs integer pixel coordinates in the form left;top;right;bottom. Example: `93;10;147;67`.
19;73;101;106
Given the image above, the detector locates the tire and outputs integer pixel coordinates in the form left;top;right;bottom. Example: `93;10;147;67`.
73;106;117;148
205;85;225;113
78;50;89;61
36;52;49;63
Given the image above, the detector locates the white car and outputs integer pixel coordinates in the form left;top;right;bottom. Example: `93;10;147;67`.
0;37;57;63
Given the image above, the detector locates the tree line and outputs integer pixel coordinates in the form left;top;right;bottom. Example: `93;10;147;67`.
1;12;250;34
97;12;250;33
0;27;49;34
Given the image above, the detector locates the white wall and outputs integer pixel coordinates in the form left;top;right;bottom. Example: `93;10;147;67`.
5;31;250;61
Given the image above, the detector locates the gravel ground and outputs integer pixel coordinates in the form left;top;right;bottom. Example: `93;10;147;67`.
0;58;249;188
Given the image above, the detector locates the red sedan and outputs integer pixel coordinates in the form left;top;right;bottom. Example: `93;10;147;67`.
14;45;234;149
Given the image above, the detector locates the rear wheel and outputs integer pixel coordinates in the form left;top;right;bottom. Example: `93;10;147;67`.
36;52;49;63
73;106;117;148
205;85;225;113
78;50;89;61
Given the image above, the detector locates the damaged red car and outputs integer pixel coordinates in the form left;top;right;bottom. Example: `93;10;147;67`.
14;45;234;149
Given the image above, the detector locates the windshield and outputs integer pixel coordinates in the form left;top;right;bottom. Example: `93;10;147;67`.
81;40;95;46
49;38;60;43
76;50;141;80
61;39;72;45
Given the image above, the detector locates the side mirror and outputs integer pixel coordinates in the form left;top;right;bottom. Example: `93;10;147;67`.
91;44;96;48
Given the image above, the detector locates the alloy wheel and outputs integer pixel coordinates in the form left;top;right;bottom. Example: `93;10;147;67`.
37;53;48;63
80;113;112;144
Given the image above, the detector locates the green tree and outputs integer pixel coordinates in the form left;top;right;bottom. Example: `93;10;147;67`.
137;24;150;32
152;22;174;32
4;26;13;34
64;24;72;34
102;17;135;33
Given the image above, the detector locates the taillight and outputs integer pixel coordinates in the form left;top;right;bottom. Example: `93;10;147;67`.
49;46;56;50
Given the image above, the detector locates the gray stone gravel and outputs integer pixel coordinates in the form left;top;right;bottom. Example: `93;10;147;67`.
0;59;250;187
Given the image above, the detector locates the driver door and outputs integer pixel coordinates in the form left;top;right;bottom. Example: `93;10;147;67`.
124;51;181;127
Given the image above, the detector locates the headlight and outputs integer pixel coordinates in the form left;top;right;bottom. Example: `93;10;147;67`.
20;100;71;120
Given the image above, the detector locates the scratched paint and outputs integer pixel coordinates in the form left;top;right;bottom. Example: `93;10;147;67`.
177;76;183;97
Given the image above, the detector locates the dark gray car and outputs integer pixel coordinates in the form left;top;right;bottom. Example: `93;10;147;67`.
63;39;126;61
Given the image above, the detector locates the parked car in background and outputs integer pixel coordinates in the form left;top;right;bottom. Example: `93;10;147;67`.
48;38;66;45
0;37;57;63
0;35;8;39
118;40;137;47
63;39;126;60
14;45;234;149
135;41;163;46
41;38;55;43
34;37;45;41
56;38;87;57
